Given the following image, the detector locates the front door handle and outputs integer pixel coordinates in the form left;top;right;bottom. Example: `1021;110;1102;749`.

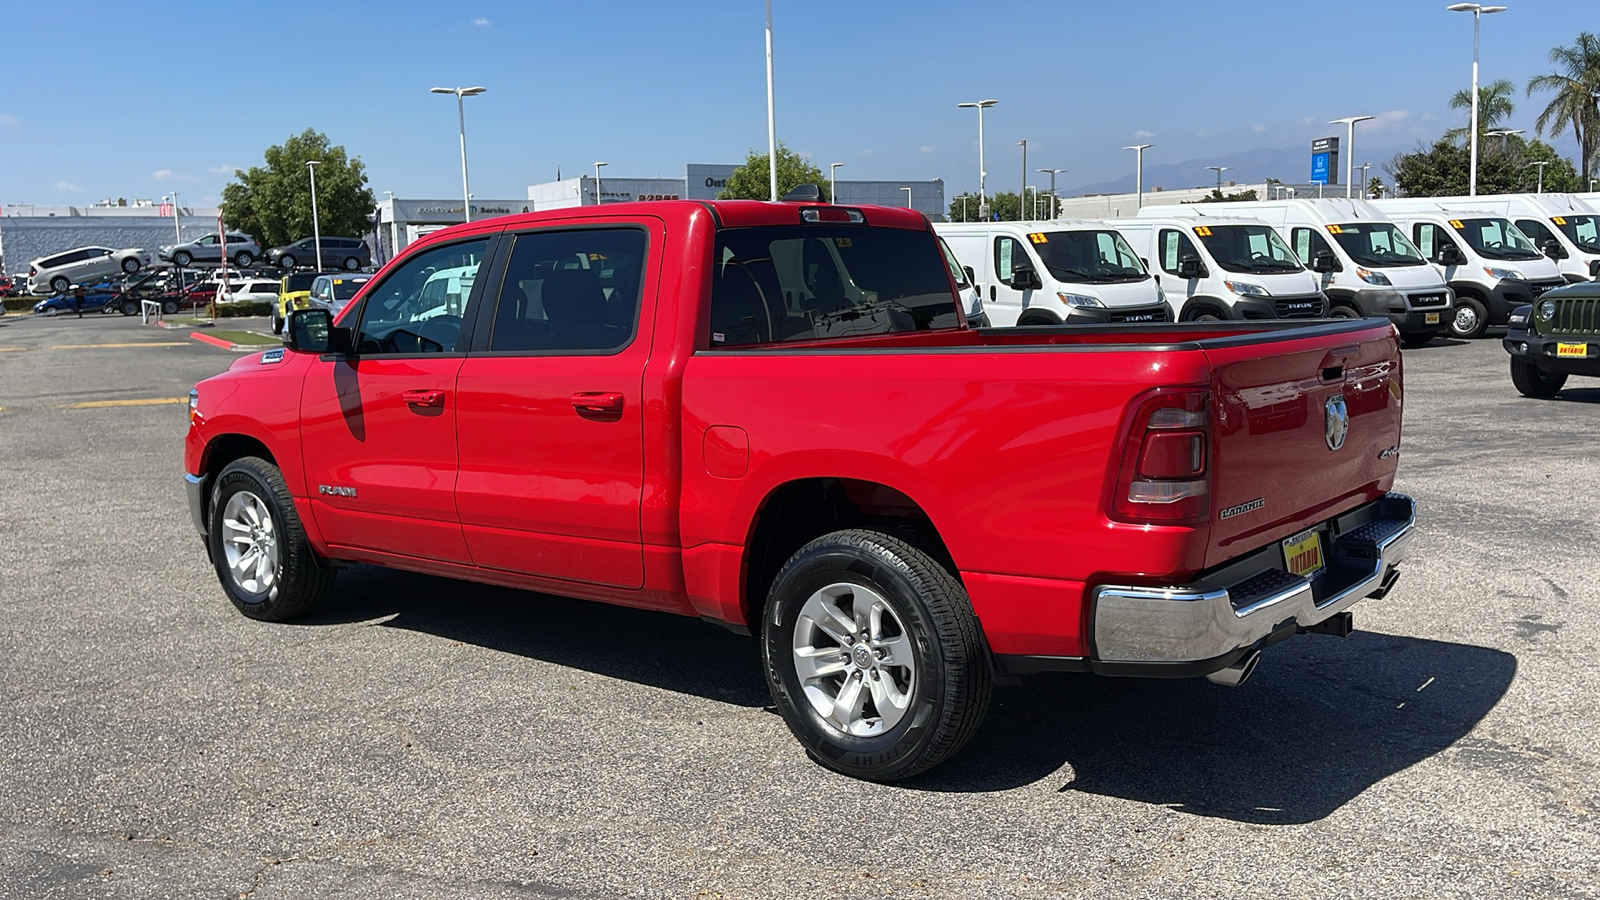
402;389;446;408
571;391;624;416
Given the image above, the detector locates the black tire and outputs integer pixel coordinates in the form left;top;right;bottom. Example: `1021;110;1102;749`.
1449;296;1490;339
1182;307;1224;323
234;251;254;267
1328;304;1361;319
121;257;140;274
161;299;179;315
1400;330;1439;348
342;257;361;271
1510;358;1567;398
278;254;296;270
49;276;70;293
762;529;992;782
120;300;138;316
173;251;193;267
1017;312;1061;327
271;310;284;334
208;456;335;621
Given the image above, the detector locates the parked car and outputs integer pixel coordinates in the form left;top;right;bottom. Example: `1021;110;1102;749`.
1504;280;1600;397
32;286;117;316
266;237;370;271
28;246;152;294
305;273;371;317
0;275;15;297
185;197;1416;782
218;278;282;304
159;232;260;268
270;271;327;333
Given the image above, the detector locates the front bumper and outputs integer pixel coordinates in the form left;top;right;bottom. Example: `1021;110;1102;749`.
1480;278;1566;324
1062;302;1171;324
1088;493;1415;675
1505;326;1600;377
185;473;207;537
1348;288;1452;334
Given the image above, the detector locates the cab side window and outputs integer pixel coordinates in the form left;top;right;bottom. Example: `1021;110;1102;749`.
354;238;489;354
1291;227;1335;265
489;228;645;353
1413;223;1457;262
993;236;1027;283
1516;218;1556;246
1158;229;1200;274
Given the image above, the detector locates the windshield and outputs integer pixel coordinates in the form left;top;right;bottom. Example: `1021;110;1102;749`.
284;273;318;292
330;277;370;300
1451;217;1542;260
1553;214;1600;254
1032;230;1149;283
937;237;971;288
1193;224;1303;274
710;225;961;346
1329;222;1427;267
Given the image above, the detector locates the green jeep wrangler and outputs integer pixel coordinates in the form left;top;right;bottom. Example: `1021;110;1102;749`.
1504;281;1600;398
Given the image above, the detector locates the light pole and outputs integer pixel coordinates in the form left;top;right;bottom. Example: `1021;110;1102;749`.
1330;115;1375;198
165;192;182;245
901;186;912;209
1526;160;1549;193
765;0;777;201
1124;143;1152;208
957;99;998;218
1038;167;1065;219
593;161;608;206
1486;128;1523;152
1016;139;1027;221
306;161;322;272
829;162;843;203
430;85;486;222
1357;162;1373;197
1447;3;1507;196
1207;165;1229;193
1027;186;1038;219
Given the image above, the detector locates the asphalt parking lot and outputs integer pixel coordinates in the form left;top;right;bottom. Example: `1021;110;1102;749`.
1;313;1597;899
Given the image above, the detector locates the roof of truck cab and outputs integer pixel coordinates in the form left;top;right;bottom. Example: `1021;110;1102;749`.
934;219;1131;233
1104;215;1275;228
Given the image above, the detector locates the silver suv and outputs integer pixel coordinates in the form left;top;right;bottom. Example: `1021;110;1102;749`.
28;246;152;294
159;232;260;268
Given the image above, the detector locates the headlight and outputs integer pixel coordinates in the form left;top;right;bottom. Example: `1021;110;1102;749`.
1538;300;1556;319
1224;281;1270;297
1356;267;1392;286
188;388;200;424
967;290;984;318
1484;266;1524;281
1056;292;1104;308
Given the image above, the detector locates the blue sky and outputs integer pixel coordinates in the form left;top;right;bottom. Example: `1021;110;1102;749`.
1;0;1594;207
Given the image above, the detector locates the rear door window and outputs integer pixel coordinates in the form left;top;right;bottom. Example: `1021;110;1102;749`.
489;228;646;353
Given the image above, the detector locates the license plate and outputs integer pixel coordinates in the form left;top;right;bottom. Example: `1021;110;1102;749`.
1282;529;1327;579
1424;312;1440;325
1557;342;1589;359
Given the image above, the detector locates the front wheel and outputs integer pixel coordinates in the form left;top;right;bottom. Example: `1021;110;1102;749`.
762;529;992;782
1450;297;1490;339
342;257;361;271
271;310;284;334
277;254;296;270
121;257;140;274
161;300;179;315
208;456;335;621
120;300;138;316
1510;358;1567;398
1328;304;1361;319
173;251;193;267
234;251;254;267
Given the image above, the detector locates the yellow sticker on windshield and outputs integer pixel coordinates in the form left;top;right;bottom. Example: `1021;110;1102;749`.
1448;219;1465;229
1327;224;1343;234
1027;232;1049;244
1193;226;1213;236
834;237;853;248
333;279;343;285
1553;216;1567;225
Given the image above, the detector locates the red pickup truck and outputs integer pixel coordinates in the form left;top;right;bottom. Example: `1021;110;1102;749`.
183;198;1415;780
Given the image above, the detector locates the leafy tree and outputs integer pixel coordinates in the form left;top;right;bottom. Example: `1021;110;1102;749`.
719;143;829;201
1527;31;1600;180
221;129;377;248
1387;135;1580;196
1197;188;1260;203
1367;176;1386;199
947;189;1055;221
1444;79;1517;144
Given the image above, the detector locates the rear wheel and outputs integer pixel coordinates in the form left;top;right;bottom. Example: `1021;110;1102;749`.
121;257;140;274
1510;358;1567;398
1449;296;1489;339
49;276;70;293
342;257;361;271
271;310;284;334
278;254;296;270
173;251;193;267
208;456;335;621
120;300;138;316
762;529;992;781
234;251;254;267
161;299;179;315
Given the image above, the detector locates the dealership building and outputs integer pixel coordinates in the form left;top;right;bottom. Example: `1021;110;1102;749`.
0;200;221;276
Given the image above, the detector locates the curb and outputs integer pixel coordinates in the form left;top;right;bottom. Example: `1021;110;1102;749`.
189;331;274;353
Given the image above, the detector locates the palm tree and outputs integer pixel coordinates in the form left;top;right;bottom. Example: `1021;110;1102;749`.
1443;79;1516;145
1527;32;1600;181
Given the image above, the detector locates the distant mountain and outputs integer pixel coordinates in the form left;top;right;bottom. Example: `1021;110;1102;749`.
1064;143;1415;196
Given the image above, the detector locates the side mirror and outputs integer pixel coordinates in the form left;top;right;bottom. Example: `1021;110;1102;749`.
1438;244;1465;266
1312;249;1341;273
284;308;348;354
1541;240;1566;260
1177;255;1205;279
1589;259;1600;278
1009;257;1040;289
962;265;976;285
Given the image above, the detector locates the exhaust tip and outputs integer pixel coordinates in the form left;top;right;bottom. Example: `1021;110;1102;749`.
1205;650;1261;687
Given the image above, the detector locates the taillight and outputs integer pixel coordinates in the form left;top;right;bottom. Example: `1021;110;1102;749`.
29;266;37;277
1108;389;1211;525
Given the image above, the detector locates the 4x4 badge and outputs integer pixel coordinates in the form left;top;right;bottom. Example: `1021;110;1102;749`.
1325;395;1349;451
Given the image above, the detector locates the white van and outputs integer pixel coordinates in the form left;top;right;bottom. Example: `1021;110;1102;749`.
1372;199;1566;339
1402;193;1600;284
933;221;1169;326
1140;199;1452;345
1107;216;1326;322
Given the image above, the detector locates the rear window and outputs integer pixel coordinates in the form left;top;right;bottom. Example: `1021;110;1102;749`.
330;277;370;300
709;225;959;347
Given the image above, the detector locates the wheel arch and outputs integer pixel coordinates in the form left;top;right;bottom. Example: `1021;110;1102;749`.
193;433;278;534
1179;295;1231;320
1016;308;1063;326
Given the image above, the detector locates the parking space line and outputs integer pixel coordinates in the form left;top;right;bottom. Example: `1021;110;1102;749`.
47;342;190;350
60;397;189;409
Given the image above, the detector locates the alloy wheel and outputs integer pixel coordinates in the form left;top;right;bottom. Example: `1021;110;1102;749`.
791;582;916;737
221;490;279;595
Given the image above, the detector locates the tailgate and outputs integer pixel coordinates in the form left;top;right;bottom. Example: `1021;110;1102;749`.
1202;322;1402;569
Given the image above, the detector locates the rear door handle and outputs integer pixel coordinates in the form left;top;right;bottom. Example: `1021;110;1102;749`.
402;389;446;408
571;391;624;415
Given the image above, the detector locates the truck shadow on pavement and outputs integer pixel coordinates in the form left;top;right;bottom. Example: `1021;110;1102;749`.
303;568;1513;825
1554;387;1600;404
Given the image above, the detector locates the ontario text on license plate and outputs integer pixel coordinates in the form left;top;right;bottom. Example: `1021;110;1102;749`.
1424;312;1441;325
1283;529;1326;579
1557;342;1589;358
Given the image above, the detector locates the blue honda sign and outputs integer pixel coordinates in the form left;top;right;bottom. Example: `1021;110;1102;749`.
1311;136;1339;185
1310;152;1330;185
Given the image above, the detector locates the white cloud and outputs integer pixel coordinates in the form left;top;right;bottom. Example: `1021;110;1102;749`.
1420;111;1437;122
472;16;490;25
152;169;175;181
54;181;83;192
0;114;18;127
797;149;814;160
208;164;237;175
861;149;874;157
1368;109;1410;130
1133;130;1155;139
1253;124;1267;133
920;145;936;153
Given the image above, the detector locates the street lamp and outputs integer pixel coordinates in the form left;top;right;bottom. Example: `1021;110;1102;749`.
829;162;844;203
593;161;608;206
1486;128;1523;152
1124;144;1152;208
1330;115;1375;198
306;161;322;272
957;99;998;218
1525;160;1549;193
765;0;777;200
164;191;182;245
901;186;912;209
1016;139;1027;220
1038;167;1065;219
1447;3;1508;196
1027;186;1038;219
430;86;486;222
1206;165;1229;192
1357;162;1373;197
